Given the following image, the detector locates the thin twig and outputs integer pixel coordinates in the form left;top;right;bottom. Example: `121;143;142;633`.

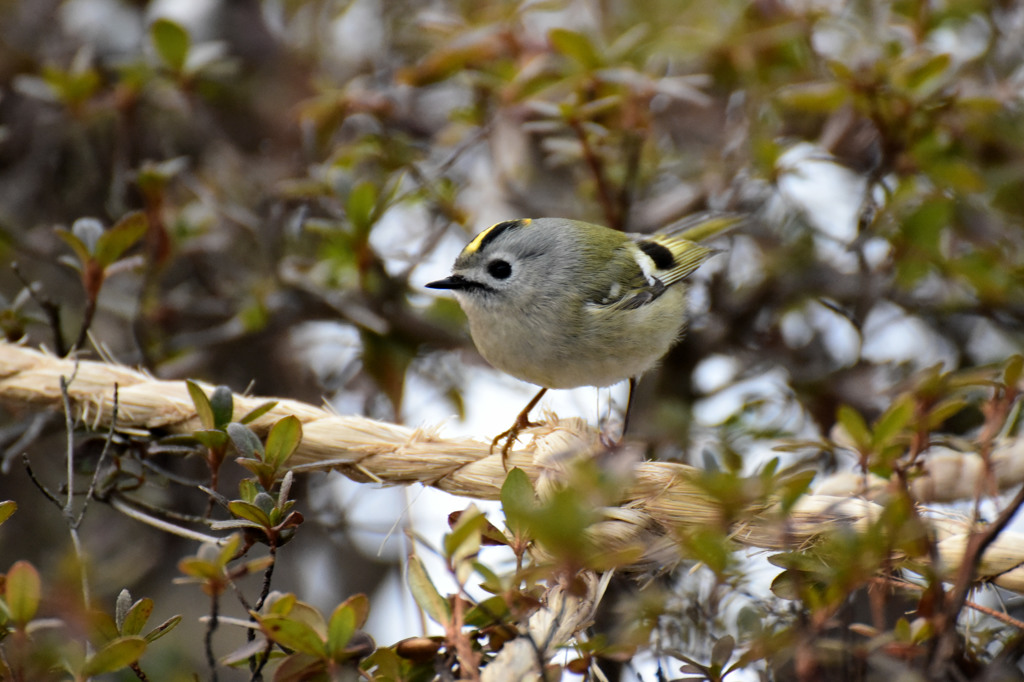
247;546;277;680
108;495;228;545
930;484;1024;677
11;261;66;356
22;452;64;509
76;383;119;527
206;593;220;682
141;451;212;486
129;661;150;681
869;576;1024;631
71;292;98;355
59;373;91;611
115;491;210;525
568;117;620;230
60;376;76;521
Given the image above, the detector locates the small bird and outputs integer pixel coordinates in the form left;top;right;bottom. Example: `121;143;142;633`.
427;214;738;460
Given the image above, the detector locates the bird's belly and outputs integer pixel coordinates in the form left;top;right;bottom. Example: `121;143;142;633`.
466;290;687;389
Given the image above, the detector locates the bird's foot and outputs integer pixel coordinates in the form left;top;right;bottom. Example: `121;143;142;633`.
598;429;623;450
491;415;543;470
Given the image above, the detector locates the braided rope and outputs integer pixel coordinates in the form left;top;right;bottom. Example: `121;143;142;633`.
1;341;1023;591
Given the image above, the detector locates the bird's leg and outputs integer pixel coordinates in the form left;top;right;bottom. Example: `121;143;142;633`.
622;376;637;437
601;377;637;449
492;387;548;469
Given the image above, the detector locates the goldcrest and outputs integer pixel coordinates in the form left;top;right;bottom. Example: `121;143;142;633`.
427;214;737;455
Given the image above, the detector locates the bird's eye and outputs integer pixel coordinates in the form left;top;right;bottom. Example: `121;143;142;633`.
487;259;512;279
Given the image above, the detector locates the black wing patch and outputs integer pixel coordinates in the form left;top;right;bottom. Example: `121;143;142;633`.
637;240;676;270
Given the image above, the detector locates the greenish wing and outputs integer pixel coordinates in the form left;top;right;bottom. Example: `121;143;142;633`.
585;244;669;312
585;234;719;312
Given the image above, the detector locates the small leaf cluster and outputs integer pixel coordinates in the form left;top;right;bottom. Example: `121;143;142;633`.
241;592;374;681
184;380;304;549
0;506;180;681
176;533;274;599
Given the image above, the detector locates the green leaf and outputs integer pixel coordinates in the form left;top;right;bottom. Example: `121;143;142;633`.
228;500;273;528
177;557;221;581
55;227;92;267
1004;355;1023;388
769;569;800;600
443;507;485;559
682;528;733;576
406;555;451;627
899;52;951;100
144;614;182;643
471;561;504;594
902;200;951;253
240;400;278;425
776;470;815;513
90;610;121;643
926;397;970;429
347;181;378;237
187;380;216;430
235;460;275;486
209;519;264;532
872;397;913;448
525;487;594;556
61;639;87;676
363;648;404;678
151;18;190;72
464;594;509;628
82;636;147;676
272;653;327;680
254;491;277;514
775;81;849;112
228;422;264;459
122;597;154;636
267;592;297;616
500;468;536;536
115;589;132;632
548;28;600;69
193;429;229;450
5;560;41;626
445;508;485;583
282;600;326;635
711;634;735;667
342;593;369;630
327;603;357;659
259;614;326;657
238;478;259;503
0;500;16;526
926;159;984;193
209;386;235;428
218;533;242;565
836;405;871;452
93;212;147;267
265;416;302;468
894;616;912;643
911;618;933;644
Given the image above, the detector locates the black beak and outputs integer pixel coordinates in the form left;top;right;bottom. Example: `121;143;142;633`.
426;275;470;290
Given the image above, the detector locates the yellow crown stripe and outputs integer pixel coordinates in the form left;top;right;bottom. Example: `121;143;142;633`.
464;218;532;254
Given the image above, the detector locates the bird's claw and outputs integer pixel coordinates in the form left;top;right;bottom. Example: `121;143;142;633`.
491;416;542;470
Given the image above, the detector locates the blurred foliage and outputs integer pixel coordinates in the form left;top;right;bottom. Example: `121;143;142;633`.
0;0;1023;680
